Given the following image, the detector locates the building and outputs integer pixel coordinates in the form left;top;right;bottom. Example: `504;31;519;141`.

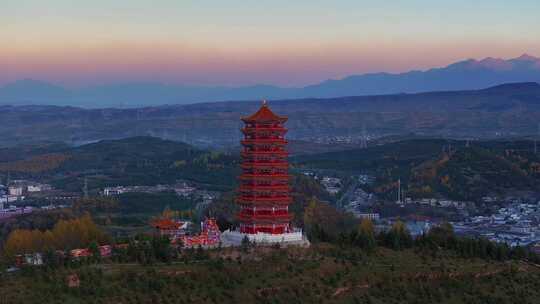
321;177;342;195
221;101;307;245
8;186;23;196
357;213;380;221
182;218;221;247
151;218;190;240
103;187;126;196
174;183;196;197
27;183;52;192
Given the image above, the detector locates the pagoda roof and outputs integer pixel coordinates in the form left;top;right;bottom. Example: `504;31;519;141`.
242;101;287;123
151;218;184;230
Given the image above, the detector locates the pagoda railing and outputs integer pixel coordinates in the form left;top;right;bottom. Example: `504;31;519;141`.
239;185;289;191
242;126;287;132
241;162;288;169
238;213;293;221
241;151;288;157
239;173;289;179
241;139;287;145
242;171;288;176
237;196;292;203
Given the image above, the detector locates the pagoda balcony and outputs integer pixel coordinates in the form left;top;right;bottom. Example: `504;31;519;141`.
242;171;288;176
242;134;287;139
242;127;288;133
241;162;288;169
241;158;287;162
241;138;287;143
239;224;290;234
241;182;288;188
241;159;287;164
237;196;292;204
239;192;290;199
239;173;289;179
238;212;293;221
239;205;288;211
239;185;289;191
241;151;288;157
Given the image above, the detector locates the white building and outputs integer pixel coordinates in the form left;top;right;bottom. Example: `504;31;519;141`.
8;186;23;196
103;187;126;196
357;213;380;221
27;183;52;192
175;185;196;197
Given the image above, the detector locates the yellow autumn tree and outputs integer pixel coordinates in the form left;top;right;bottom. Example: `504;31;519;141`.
3;230;33;257
52;214;107;249
3;214;108;258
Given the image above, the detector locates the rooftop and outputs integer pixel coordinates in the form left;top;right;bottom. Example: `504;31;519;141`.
241;101;287;123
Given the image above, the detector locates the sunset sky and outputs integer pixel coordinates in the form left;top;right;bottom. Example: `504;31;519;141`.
2;0;540;87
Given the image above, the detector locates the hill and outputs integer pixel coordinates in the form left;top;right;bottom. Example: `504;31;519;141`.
1;82;540;148
0;137;239;192
296;139;540;201
4;137;540;201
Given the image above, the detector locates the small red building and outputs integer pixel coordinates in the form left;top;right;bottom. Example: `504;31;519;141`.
151;218;189;239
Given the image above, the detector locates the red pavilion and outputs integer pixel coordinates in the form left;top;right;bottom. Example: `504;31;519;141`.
237;101;293;234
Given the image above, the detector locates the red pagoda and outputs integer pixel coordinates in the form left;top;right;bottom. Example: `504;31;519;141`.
237;101;293;234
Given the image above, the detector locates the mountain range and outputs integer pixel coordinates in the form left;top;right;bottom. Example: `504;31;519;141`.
1;81;540;148
1;54;540;107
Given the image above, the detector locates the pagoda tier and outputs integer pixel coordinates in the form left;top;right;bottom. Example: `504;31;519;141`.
237;102;294;234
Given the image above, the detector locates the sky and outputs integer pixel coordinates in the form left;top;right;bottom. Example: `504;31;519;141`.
1;0;540;88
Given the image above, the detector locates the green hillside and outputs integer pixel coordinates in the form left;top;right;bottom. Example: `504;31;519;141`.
0;136;240;192
297;139;540;200
2;243;540;304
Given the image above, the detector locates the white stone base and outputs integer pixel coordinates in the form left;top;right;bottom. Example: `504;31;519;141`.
220;229;310;247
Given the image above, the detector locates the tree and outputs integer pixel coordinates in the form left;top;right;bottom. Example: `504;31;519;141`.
2;214;108;259
383;221;412;250
355;219;376;252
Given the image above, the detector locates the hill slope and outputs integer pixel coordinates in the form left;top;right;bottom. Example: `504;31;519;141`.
0;137;239;192
297;139;540;200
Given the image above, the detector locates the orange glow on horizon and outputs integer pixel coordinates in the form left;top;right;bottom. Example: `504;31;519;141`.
1;39;539;87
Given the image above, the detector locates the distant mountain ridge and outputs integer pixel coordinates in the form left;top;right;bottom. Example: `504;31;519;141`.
1;54;540;107
1;81;540;148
